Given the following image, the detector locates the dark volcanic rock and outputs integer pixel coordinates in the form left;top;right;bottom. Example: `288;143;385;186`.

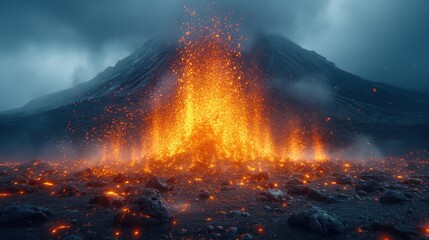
287;176;305;186
57;184;80;197
380;190;409;204
249;171;269;181
355;180;383;193
360;173;385;182
308;188;329;202
367;222;418;240
0;183;38;194
0;205;52;226
73;168;95;179
124;185;143;195
422;192;429;204
227;210;251;218
288;185;309;195
288;207;345;235
308;188;338;203
112;174;127;183
403;177;424;185
89;195;123;208
17;160;54;174
335;174;354;184
114;188;172;226
259;189;290;202
198;189;210;199
85;180;107;188
146;176;169;192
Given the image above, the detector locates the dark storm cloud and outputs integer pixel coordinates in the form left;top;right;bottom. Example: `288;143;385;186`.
0;0;428;110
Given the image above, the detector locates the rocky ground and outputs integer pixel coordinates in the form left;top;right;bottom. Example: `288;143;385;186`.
0;156;428;240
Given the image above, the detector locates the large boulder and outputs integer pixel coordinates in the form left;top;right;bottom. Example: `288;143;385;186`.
288;207;346;235
380;190;409;204
355;180;383;193
0;205;52;226
114;188;173;226
258;189;290;202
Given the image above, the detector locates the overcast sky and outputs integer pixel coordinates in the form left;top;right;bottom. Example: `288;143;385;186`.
0;0;428;111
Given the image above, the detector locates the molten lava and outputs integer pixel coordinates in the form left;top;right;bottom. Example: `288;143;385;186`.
94;11;329;171
146;18;275;164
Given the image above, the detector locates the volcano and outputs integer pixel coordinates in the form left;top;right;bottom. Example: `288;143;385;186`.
1;33;428;160
1;31;429;240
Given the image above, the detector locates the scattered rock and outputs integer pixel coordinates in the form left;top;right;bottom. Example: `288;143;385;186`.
403;178;424;185
85;180;107;188
73;168;95;179
114;188;172;226
355;180;383;193
335;174;354;184
240;233;254;240
146;177;169;192
357;190;367;196
17;160;54;174
112;174;127;183
288;185;309;195
198;189;210;199
259;189;291;202
227;226;238;236
308;188;337;203
288;206;345;235
249;172;269;181
380;190;408;204
366;222;418;240
0;205;52;226
206;225;215;232
337;194;348;199
287;176;305;186
57;185;80;197
421;192;429;204
89;195;123;208
221;180;233;186
227;210;251;218
177;228;188;235
0;183;38;194
124;185;143;195
360;173;385;182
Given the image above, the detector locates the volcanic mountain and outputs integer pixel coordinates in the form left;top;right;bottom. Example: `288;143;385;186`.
1;33;428;159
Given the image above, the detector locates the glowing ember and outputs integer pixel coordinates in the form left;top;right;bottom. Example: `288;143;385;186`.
105;191;119;196
51;225;70;234
43;182;54;186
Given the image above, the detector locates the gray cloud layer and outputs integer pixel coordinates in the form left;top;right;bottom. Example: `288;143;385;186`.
0;0;428;110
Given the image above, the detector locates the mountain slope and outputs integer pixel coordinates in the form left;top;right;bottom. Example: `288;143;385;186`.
1;33;428;158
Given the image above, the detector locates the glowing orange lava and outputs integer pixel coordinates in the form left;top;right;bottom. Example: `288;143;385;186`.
94;9;329;171
145;16;275;166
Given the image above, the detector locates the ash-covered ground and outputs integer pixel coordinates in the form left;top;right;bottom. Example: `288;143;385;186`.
0;154;428;240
